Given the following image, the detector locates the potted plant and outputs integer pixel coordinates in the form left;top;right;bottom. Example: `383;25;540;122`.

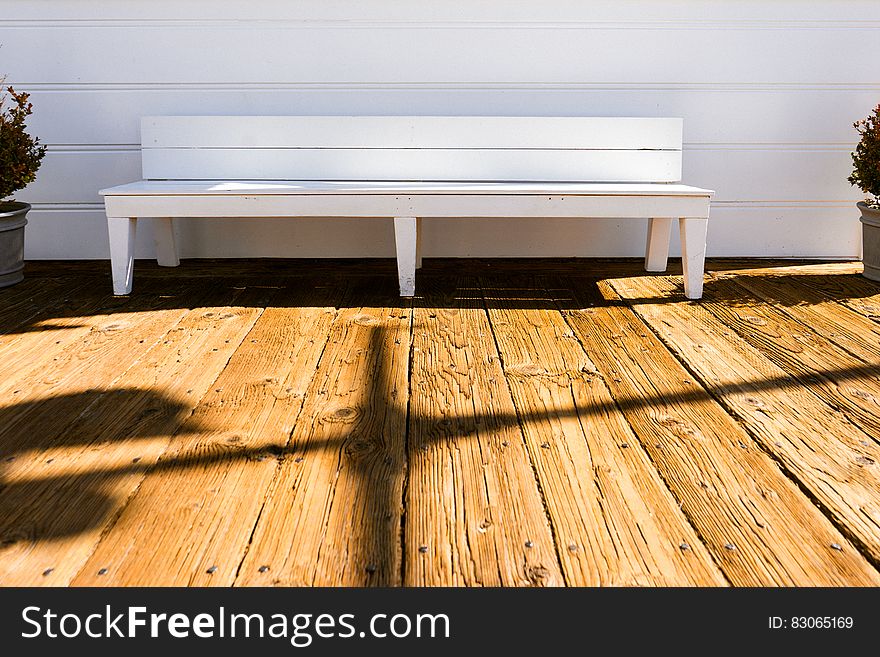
0;83;46;288
849;103;880;282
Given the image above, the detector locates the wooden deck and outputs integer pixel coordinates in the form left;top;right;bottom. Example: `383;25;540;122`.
1;258;879;587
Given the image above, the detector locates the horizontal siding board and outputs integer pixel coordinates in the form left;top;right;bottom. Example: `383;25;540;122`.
140;148;683;182
8;26;880;85
2;1;875;23
24;89;877;147
142;116;683;150
16;148;858;205
682;148;858;203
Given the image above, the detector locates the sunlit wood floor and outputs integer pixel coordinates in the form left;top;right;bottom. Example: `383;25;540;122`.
1;258;879;587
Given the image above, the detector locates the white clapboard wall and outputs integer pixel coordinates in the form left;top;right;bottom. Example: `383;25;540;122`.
6;0;877;259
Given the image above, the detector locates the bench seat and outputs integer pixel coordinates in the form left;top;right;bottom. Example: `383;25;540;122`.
103;180;711;196
103;181;711;220
100;116;713;299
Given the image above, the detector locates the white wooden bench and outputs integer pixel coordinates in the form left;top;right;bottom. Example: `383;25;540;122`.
101;116;712;298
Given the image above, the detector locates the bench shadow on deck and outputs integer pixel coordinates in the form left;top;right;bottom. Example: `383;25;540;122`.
0;258;879;587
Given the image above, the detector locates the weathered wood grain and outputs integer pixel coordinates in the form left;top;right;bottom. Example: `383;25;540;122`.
0;284;276;585
0;278;186;402
700;276;880;440
235;281;410;586
0;282;205;464
610;274;880;569
482;282;726;586
710;263;880;320
0;276;92;333
708;261;863;278
720;271;880;353
71;284;339;586
1;260;878;588
405;279;563;586
563;278;880;585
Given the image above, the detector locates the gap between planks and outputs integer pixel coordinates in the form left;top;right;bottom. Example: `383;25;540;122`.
558;276;880;585
0;282;280;585
404;278;563;586
235;278;411;586
478;277;726;586
72;281;341;586
611;273;880;569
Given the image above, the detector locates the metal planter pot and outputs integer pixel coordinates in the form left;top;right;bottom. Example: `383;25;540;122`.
859;201;880;282
0;201;29;288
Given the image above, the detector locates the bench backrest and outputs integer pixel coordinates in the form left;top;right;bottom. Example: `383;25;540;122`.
141;116;683;183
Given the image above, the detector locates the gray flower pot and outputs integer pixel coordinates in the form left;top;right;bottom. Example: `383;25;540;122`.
0;201;29;288
859;201;880;282
856;201;880;281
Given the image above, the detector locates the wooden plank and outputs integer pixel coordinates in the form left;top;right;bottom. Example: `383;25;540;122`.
39;86;867;149
0;279;162;387
481;282;725;586
561;278;880;585
235;280;410;586
611;274;880;567
141;148;682;183
698;275;880;440
405;279;563;586
142;116;683;151
71;283;338;586
712;264;880;322
10;23;878;89
0;276;92;332
723;271;880;355
0;284;277;586
837;288;880;320
709;261;863;278
0;281;206;460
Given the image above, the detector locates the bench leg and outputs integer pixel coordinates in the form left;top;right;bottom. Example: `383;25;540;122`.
415;217;423;270
645;217;673;272
679;217;708;300
153;217;180;267
394;216;418;297
108;216;137;295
